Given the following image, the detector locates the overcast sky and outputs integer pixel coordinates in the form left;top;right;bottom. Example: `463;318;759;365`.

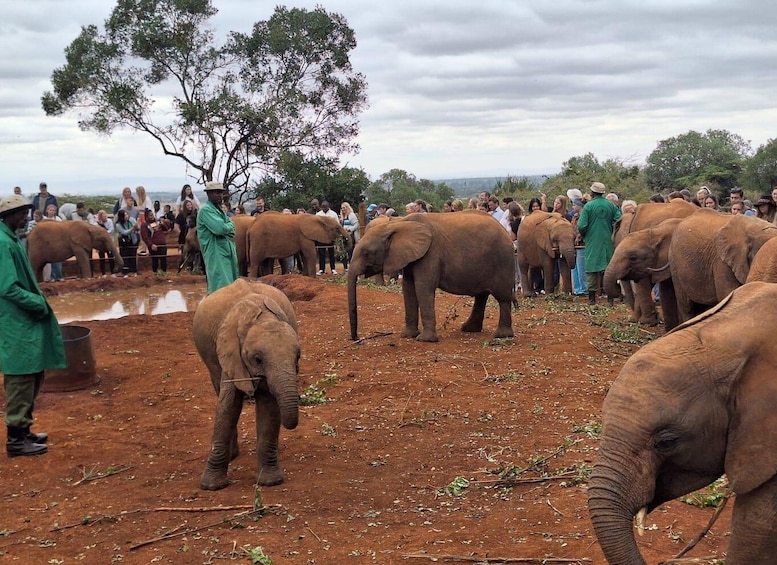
3;0;777;196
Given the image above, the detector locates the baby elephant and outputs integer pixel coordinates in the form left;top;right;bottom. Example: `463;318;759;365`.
193;278;300;491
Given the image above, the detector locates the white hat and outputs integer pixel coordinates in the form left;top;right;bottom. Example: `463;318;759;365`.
566;188;583;201
0;194;33;216
590;182;606;194
204;181;225;192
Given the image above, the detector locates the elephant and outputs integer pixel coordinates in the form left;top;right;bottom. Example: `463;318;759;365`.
588;281;777;564
27;220;123;280
746;236;777;283
348;211;516;342
516;211;576;296
610;200;696;324
178;226;204;274
246;212;351;277
603;218;683;329
193;278;300;491
668;209;777;323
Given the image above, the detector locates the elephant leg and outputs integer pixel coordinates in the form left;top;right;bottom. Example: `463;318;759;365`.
254;391;284;486
400;275;422;339
674;282;694;324
543;261;555;294
633;279;659;325
518;263;532;297
461;293;487;333
302;248;317;277
494;296;515;338
74;248;92;278
200;385;243;491
560;262;573;295
658;280;679;330
727;477;777;564
248;255;261;278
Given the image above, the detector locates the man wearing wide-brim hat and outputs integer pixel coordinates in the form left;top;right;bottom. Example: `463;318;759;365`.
0;194;66;457
576;182;622;305
197;182;239;293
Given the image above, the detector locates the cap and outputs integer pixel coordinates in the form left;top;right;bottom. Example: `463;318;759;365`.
204;182;225;192
566;188;583;201
367;204;377;212
590;182;606;194
0;194;33;216
39;182;47;188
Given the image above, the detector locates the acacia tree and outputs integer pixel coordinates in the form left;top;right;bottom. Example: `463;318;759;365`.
644;129;751;192
41;0;368;198
741;138;777;194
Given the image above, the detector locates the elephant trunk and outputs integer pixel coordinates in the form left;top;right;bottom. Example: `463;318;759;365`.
603;268;622;299
348;269;359;340
560;241;576;270
269;373;299;430
588;458;649;564
113;245;124;272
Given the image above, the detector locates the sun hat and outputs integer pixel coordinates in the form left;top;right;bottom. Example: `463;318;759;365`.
204;181;225;192
0;194;33;216
589;182;606;194
367;204;377;212
756;195;775;207
566;188;583;201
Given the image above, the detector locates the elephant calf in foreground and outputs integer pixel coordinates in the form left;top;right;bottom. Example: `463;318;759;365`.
27;220;123;280
193;279;300;491
589;281;777;564
348;211;516;342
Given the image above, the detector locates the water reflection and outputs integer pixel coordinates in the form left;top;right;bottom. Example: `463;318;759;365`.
49;284;208;324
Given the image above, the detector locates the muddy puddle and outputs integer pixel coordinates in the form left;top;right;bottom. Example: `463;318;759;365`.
49;284;207;324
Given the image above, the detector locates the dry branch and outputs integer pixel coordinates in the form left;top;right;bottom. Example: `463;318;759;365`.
665;491;732;562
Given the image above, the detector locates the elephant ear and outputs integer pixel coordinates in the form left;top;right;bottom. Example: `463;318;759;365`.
717;218;757;283
261;296;293;328
216;297;263;394
725;358;777;494
384;222;433;274
536;215;557;258
300;216;333;243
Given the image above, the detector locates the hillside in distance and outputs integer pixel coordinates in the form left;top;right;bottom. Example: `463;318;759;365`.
436;175;545;197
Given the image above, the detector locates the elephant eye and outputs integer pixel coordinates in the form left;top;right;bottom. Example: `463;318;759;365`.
653;433;679;453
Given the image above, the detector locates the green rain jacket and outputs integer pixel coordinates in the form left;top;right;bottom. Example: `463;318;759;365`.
0;221;66;375
576;195;622;273
197;201;239;294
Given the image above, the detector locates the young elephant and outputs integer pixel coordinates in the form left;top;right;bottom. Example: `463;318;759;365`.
589;281;777;564
193;278;300;491
348;211;515;342
27;220;123;279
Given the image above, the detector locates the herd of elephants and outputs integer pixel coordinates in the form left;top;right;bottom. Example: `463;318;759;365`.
28;201;777;563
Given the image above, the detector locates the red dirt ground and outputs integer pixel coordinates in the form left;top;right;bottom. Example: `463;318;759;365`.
0;273;731;564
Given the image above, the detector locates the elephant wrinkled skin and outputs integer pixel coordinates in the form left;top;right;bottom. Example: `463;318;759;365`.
348;211;515;342
193;279;300;491
589;281;777;564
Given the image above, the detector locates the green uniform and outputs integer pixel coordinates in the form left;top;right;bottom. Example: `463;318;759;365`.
576;195;622;274
197;201;239;294
0;221;66;427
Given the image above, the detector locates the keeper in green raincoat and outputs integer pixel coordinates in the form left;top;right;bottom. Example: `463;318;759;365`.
0;194;66;457
576;182;622;305
197;182;239;294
